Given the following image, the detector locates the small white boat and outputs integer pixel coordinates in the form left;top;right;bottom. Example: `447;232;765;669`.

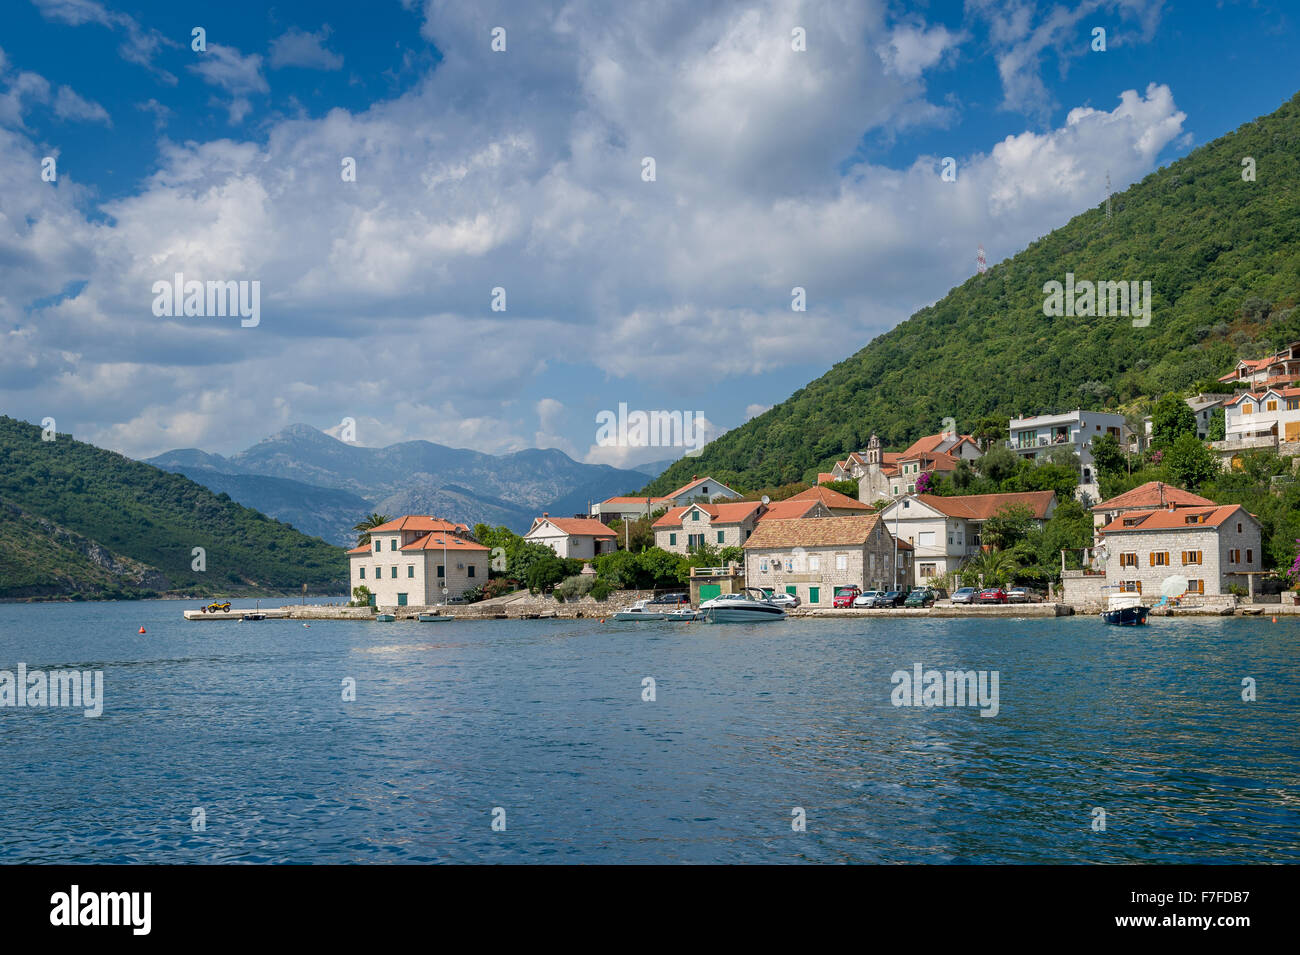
418;612;451;622
699;588;786;623
613;599;701;621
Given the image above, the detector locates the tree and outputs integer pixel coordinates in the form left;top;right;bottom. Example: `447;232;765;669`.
977;444;1018;484
982;504;1036;550
1163;433;1218;489
1150;394;1197;449
525;553;568;593
353;513;393;547
351;585;373;607
1207;406;1226;441
960;549;1017;587
1090;432;1126;478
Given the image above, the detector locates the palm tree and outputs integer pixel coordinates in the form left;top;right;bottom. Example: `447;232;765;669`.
353;513;392;547
962;549;1018;588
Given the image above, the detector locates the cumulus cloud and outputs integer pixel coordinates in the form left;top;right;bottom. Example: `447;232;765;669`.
30;0;178;83
189;43;268;123
1;0;1185;460
53;85;110;125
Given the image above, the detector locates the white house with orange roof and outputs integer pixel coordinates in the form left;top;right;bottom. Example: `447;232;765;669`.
589;475;740;521
1096;503;1262;598
780;484;870;515
653;500;765;554
524;515;617;559
347;516;489;608
1217;385;1300;461
1217;340;1300;388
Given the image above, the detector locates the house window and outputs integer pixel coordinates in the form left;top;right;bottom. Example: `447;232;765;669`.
1228;549;1240;564
374;540;381;552
836;555;847;571
359;567;365;579
1120;553;1138;568
907;484;915;494
669;533;677;545
717;530;725;544
1287;398;1299;411
691;510;700;521
391;566;397;578
1267;400;1278;412
1149;552;1169;567
760;559;769;572
702;486;709;495
407;565;415;577
1246;549;1253;564
808;587;820;604
919;563;936;577
1243;404;1253;415
1121;580;1142;594
1237;523;1242;533
1187;579;1205;594
688;534;705;551
390;539;397;550
468;565;476;578
809;556;821;571
437;565;445;577
1182;551;1202;565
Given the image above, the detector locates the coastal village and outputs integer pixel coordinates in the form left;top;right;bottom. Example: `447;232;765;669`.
324;340;1300;620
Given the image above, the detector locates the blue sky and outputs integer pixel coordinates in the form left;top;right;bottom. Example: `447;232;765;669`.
2;0;1298;467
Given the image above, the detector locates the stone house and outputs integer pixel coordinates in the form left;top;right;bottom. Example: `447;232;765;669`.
1096;503;1263;598
348;515;489;608
742;514;912;606
590;475;741;521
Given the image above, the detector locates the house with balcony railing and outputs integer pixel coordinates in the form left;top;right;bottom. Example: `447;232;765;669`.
1006;410;1127;485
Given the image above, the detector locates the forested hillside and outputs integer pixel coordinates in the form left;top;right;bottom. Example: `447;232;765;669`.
650;91;1300;493
0;416;347;598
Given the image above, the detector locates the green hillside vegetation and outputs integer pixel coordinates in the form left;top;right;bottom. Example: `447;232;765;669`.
649;91;1300;493
0;415;347;598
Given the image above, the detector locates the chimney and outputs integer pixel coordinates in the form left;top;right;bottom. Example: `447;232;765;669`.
693;474;699;481
1157;482;1164;508
542;512;549;518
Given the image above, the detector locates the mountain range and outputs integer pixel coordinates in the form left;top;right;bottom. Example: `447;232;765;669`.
647;91;1300;495
145;425;666;545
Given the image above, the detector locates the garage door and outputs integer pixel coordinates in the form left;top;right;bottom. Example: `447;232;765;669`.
697;584;721;603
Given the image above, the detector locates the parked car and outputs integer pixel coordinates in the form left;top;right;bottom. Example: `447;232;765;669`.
766;592;801;608
437;594;468;605
1006;587;1036;603
950;587;977;605
833;586;862;608
903;588;936;608
852;590;883;608
650;592;689;605
874;590;903;607
976;587;1009;604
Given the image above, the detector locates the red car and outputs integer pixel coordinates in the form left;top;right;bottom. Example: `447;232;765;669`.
833;586;862;608
976;587;1009;604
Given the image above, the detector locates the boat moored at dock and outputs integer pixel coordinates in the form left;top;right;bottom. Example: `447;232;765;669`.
699;588;786;623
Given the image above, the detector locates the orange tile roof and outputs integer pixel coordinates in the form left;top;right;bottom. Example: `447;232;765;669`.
400;534;489;552
346;544;371;555
1098;504;1251;535
744;514;886;549
785;485;868;510
1092;481;1216;512
816;472;836;484
599;494;669;505
535;517;617;538
368;515;469;534
652;501;763;528
756;499;825;521
913;491;1056;520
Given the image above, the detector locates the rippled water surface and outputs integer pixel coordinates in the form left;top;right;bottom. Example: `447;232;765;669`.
1;599;1297;863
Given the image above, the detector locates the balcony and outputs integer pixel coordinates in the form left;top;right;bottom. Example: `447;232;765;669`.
1212;434;1277;453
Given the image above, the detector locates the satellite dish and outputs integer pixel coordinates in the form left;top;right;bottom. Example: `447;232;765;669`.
761;495;770;505
1160;575;1188;598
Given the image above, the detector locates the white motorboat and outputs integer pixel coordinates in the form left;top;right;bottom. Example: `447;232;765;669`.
613;599;701;621
699;588;786;623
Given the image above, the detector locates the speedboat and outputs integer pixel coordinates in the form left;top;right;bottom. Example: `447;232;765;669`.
613;599;700;621
699;588;786;623
1101;593;1149;626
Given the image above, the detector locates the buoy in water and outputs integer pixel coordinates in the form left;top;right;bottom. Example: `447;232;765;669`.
138;626;146;634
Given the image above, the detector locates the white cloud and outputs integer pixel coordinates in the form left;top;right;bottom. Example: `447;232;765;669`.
53;85;110;125
0;0;1187;460
189;44;268;123
878;23;965;78
30;0;177;83
270;26;344;71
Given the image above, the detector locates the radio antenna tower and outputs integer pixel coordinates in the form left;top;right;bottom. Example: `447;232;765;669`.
976;244;987;275
1105;170;1112;221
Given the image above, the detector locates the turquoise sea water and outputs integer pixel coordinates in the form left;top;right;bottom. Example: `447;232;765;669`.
0;598;1296;864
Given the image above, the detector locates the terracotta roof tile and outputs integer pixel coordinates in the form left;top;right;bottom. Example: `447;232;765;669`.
533;517;617;538
1091;481;1216;512
744;514;886;549
1098;504;1250;534
786;485;868;509
913;491;1056;520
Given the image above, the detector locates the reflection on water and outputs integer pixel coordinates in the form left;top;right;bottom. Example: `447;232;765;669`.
0;600;1297;863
